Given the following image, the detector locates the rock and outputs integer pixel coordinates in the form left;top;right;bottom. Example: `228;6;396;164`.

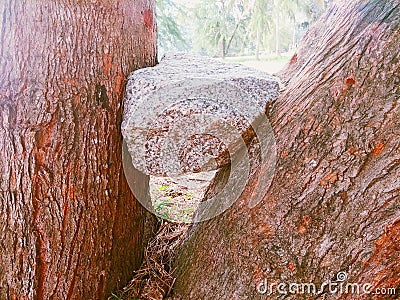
122;53;281;177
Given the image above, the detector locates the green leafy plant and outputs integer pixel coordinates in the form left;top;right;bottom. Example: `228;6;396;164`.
154;199;173;221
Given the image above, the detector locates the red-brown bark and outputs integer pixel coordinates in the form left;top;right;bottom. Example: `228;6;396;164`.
172;1;400;299
0;1;157;299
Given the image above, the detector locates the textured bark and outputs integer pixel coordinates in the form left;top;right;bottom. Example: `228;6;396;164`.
173;1;400;299
0;1;157;299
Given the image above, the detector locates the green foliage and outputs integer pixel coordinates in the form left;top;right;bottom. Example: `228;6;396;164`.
192;0;249;57
246;0;273;58
156;0;328;58
157;0;189;54
191;0;327;57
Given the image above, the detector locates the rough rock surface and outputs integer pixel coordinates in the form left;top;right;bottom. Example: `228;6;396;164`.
122;53;281;177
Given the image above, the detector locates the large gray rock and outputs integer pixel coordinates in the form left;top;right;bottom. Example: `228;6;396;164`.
122;53;281;177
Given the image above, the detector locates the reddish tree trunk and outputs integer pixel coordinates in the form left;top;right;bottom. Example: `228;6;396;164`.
173;1;400;299
0;1;157;299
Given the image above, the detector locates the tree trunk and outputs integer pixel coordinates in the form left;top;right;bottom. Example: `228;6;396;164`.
222;37;226;59
226;22;241;58
274;0;280;56
0;1;157;299
173;1;400;299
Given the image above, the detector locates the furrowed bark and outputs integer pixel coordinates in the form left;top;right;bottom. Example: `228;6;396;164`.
0;1;157;299
173;1;400;299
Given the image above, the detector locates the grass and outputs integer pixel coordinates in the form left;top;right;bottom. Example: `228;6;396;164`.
149;174;213;224
153;196;195;223
223;53;292;74
156;185;171;191
154;199;174;221
224;53;290;63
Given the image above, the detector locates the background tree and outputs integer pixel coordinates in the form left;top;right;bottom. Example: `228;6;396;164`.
272;0;322;55
247;0;274;59
193;0;249;58
191;0;325;58
0;1;157;298
172;1;400;298
157;0;189;55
